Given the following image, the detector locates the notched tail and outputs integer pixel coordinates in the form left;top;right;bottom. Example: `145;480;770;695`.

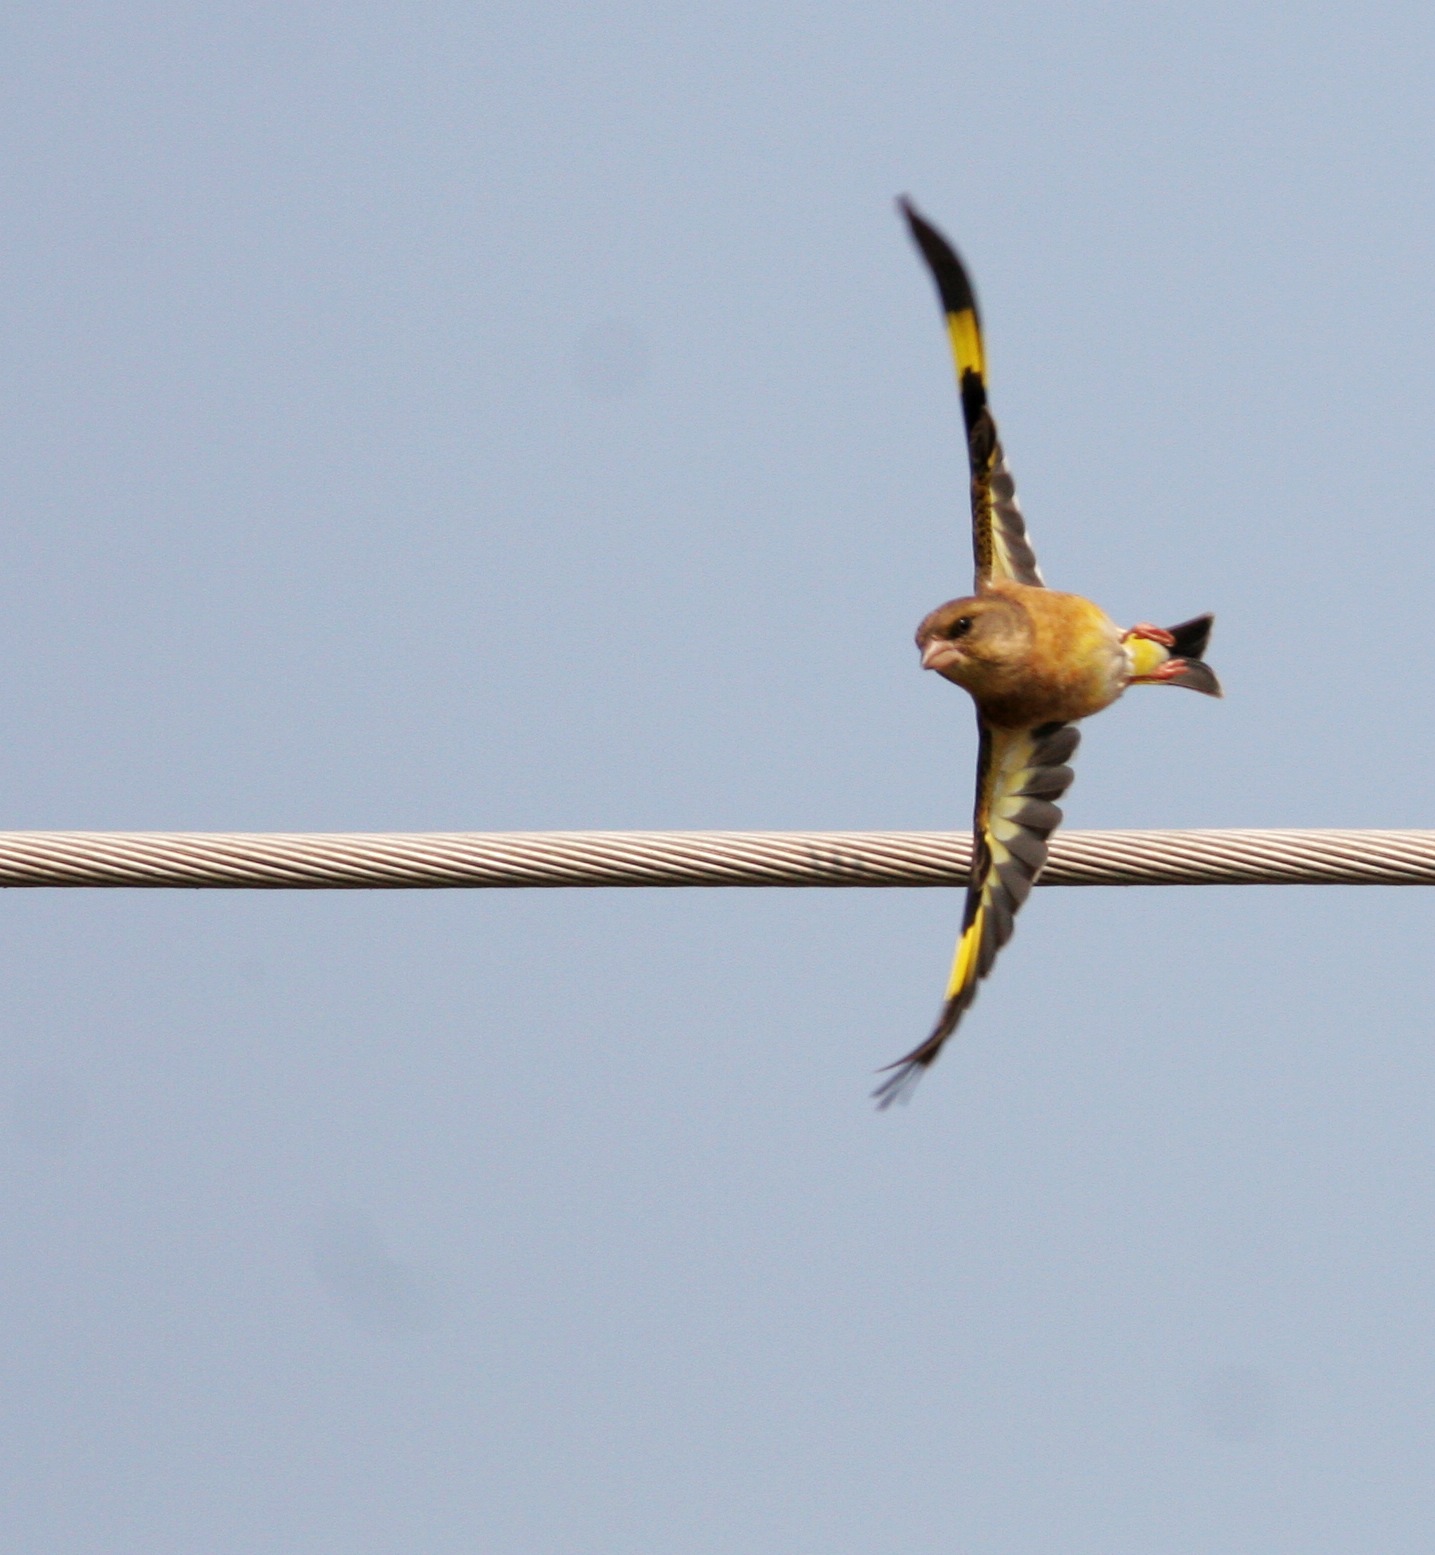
1163;613;1222;698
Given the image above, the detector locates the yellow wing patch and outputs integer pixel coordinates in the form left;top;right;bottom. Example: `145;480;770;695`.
874;719;1079;1107
945;307;985;384
901;198;1044;591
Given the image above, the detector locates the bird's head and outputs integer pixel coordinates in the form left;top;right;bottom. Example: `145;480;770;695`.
915;594;1033;691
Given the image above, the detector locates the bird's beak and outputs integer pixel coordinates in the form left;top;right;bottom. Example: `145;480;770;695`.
920;638;957;673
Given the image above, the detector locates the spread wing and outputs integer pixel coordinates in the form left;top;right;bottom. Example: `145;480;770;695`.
874;719;1078;1107
900;198;1044;591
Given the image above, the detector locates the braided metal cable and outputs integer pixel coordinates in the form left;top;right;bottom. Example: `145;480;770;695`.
0;829;1429;888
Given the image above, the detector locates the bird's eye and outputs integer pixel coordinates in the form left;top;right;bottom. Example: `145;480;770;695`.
949;616;974;639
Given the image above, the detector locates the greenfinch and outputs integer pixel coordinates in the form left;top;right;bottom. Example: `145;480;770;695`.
876;201;1221;1107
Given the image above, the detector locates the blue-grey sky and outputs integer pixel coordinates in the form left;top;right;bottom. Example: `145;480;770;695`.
2;4;1434;1550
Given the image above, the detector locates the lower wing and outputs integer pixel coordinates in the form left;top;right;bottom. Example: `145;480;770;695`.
874;718;1079;1107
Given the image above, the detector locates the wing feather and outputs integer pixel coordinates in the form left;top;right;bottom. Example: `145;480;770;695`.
900;198;1044;590
874;718;1078;1107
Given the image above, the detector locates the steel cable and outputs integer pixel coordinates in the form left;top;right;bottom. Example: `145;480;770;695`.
0;829;1429;888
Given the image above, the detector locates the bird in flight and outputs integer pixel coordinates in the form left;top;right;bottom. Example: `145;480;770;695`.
874;200;1221;1107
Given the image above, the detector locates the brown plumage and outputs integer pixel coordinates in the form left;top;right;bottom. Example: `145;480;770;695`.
875;201;1221;1107
916;582;1128;730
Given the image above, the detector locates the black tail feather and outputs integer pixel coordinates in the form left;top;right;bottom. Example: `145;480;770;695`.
1159;614;1221;697
1163;658;1222;697
1165;613;1213;661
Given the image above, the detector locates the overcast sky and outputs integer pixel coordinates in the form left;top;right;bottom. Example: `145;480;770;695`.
2;4;1435;1551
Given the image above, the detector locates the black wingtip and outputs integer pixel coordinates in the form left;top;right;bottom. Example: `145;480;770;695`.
872;1058;925;1110
896;196;979;321
872;1015;950;1109
873;979;979;1110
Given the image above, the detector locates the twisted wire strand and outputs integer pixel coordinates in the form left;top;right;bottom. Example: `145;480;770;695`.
0;829;1428;888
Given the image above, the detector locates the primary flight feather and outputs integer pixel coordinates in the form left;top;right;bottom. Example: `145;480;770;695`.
875;200;1221;1107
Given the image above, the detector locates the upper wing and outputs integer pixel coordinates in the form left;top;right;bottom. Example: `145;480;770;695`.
874;718;1078;1107
900;198;1044;591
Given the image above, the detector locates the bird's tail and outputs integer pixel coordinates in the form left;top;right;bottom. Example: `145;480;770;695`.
1160;613;1221;697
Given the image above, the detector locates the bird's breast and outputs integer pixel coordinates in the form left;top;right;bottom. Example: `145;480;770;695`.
977;584;1126;728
